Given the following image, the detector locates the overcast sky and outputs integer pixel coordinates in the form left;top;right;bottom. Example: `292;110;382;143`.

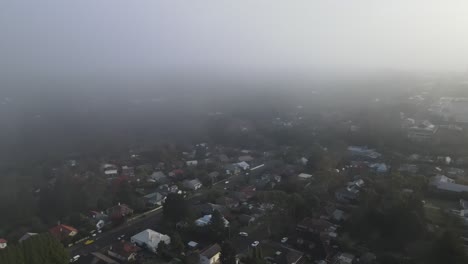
2;0;468;79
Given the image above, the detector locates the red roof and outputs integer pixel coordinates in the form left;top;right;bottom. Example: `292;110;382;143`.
0;239;7;243
173;169;184;175
49;224;78;241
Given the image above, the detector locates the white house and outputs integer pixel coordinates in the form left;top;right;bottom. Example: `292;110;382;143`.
298;173;313;179
0;239;7;249
200;244;221;264
236;161;250;170
183;179;203;191
130;229;170;253
195;215;229;227
186;160;199;166
104;169;118;176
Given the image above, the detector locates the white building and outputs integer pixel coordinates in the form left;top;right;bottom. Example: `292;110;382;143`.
0;239;7;249
298;173;313;179
195;214;229;227
130;229;170;253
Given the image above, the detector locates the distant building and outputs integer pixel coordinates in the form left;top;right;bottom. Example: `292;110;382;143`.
348;146;381;159
122;166;135;177
431;175;468;193
186;160;199;166
130;229;170;253
407;121;438;142
298;173;313;179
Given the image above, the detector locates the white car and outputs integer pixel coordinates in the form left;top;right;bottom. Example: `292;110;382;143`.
225;181;230;184
239;232;248;237
251;241;259;247
281;237;288;243
70;255;80;263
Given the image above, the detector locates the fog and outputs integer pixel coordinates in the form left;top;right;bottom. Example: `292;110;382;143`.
2;0;468;80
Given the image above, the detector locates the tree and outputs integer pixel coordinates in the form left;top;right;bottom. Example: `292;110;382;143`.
220;241;237;264
185;251;201;264
170;232;185;254
157;241;169;258
0;233;68;264
209;210;227;241
163;193;189;223
426;231;468;264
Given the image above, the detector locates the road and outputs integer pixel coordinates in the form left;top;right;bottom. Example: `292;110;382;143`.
70;172;244;263
70;206;164;259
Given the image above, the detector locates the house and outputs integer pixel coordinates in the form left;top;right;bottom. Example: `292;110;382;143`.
297;218;333;234
431;175;468;193
298;173;313;179
90;211;109;222
407;121;438;142
369;163;388;173
18;232;38;243
0;239;7;249
335;188;359;203
183;179;203;191
447;167;465;177
130;229;170;253
104;169;118;177
150;171;169;183
265;247;304;264
348;146;381;159
122;166;135;177
144;192;165;207
108;240;141;262
333;253;355;264
200;243;221;264
49;224;78;242
187;160;199;166
236;161;250;170
208;171;220;181
225;164;241;175
106;203;133;220
158;184;179;196
195;214;229;227
238;155;254;162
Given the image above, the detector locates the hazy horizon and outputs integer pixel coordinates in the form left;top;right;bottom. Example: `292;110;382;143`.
3;0;468;83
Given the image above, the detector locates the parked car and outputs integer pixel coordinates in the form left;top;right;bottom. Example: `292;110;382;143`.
84;240;94;245
239;232;248;237
281;237;288;243
251;241;259;247
70;255;80;262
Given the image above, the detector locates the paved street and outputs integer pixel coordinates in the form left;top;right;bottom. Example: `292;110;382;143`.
71;207;164;262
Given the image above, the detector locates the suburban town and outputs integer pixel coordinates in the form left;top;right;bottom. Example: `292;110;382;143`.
3;77;468;264
4;1;468;264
